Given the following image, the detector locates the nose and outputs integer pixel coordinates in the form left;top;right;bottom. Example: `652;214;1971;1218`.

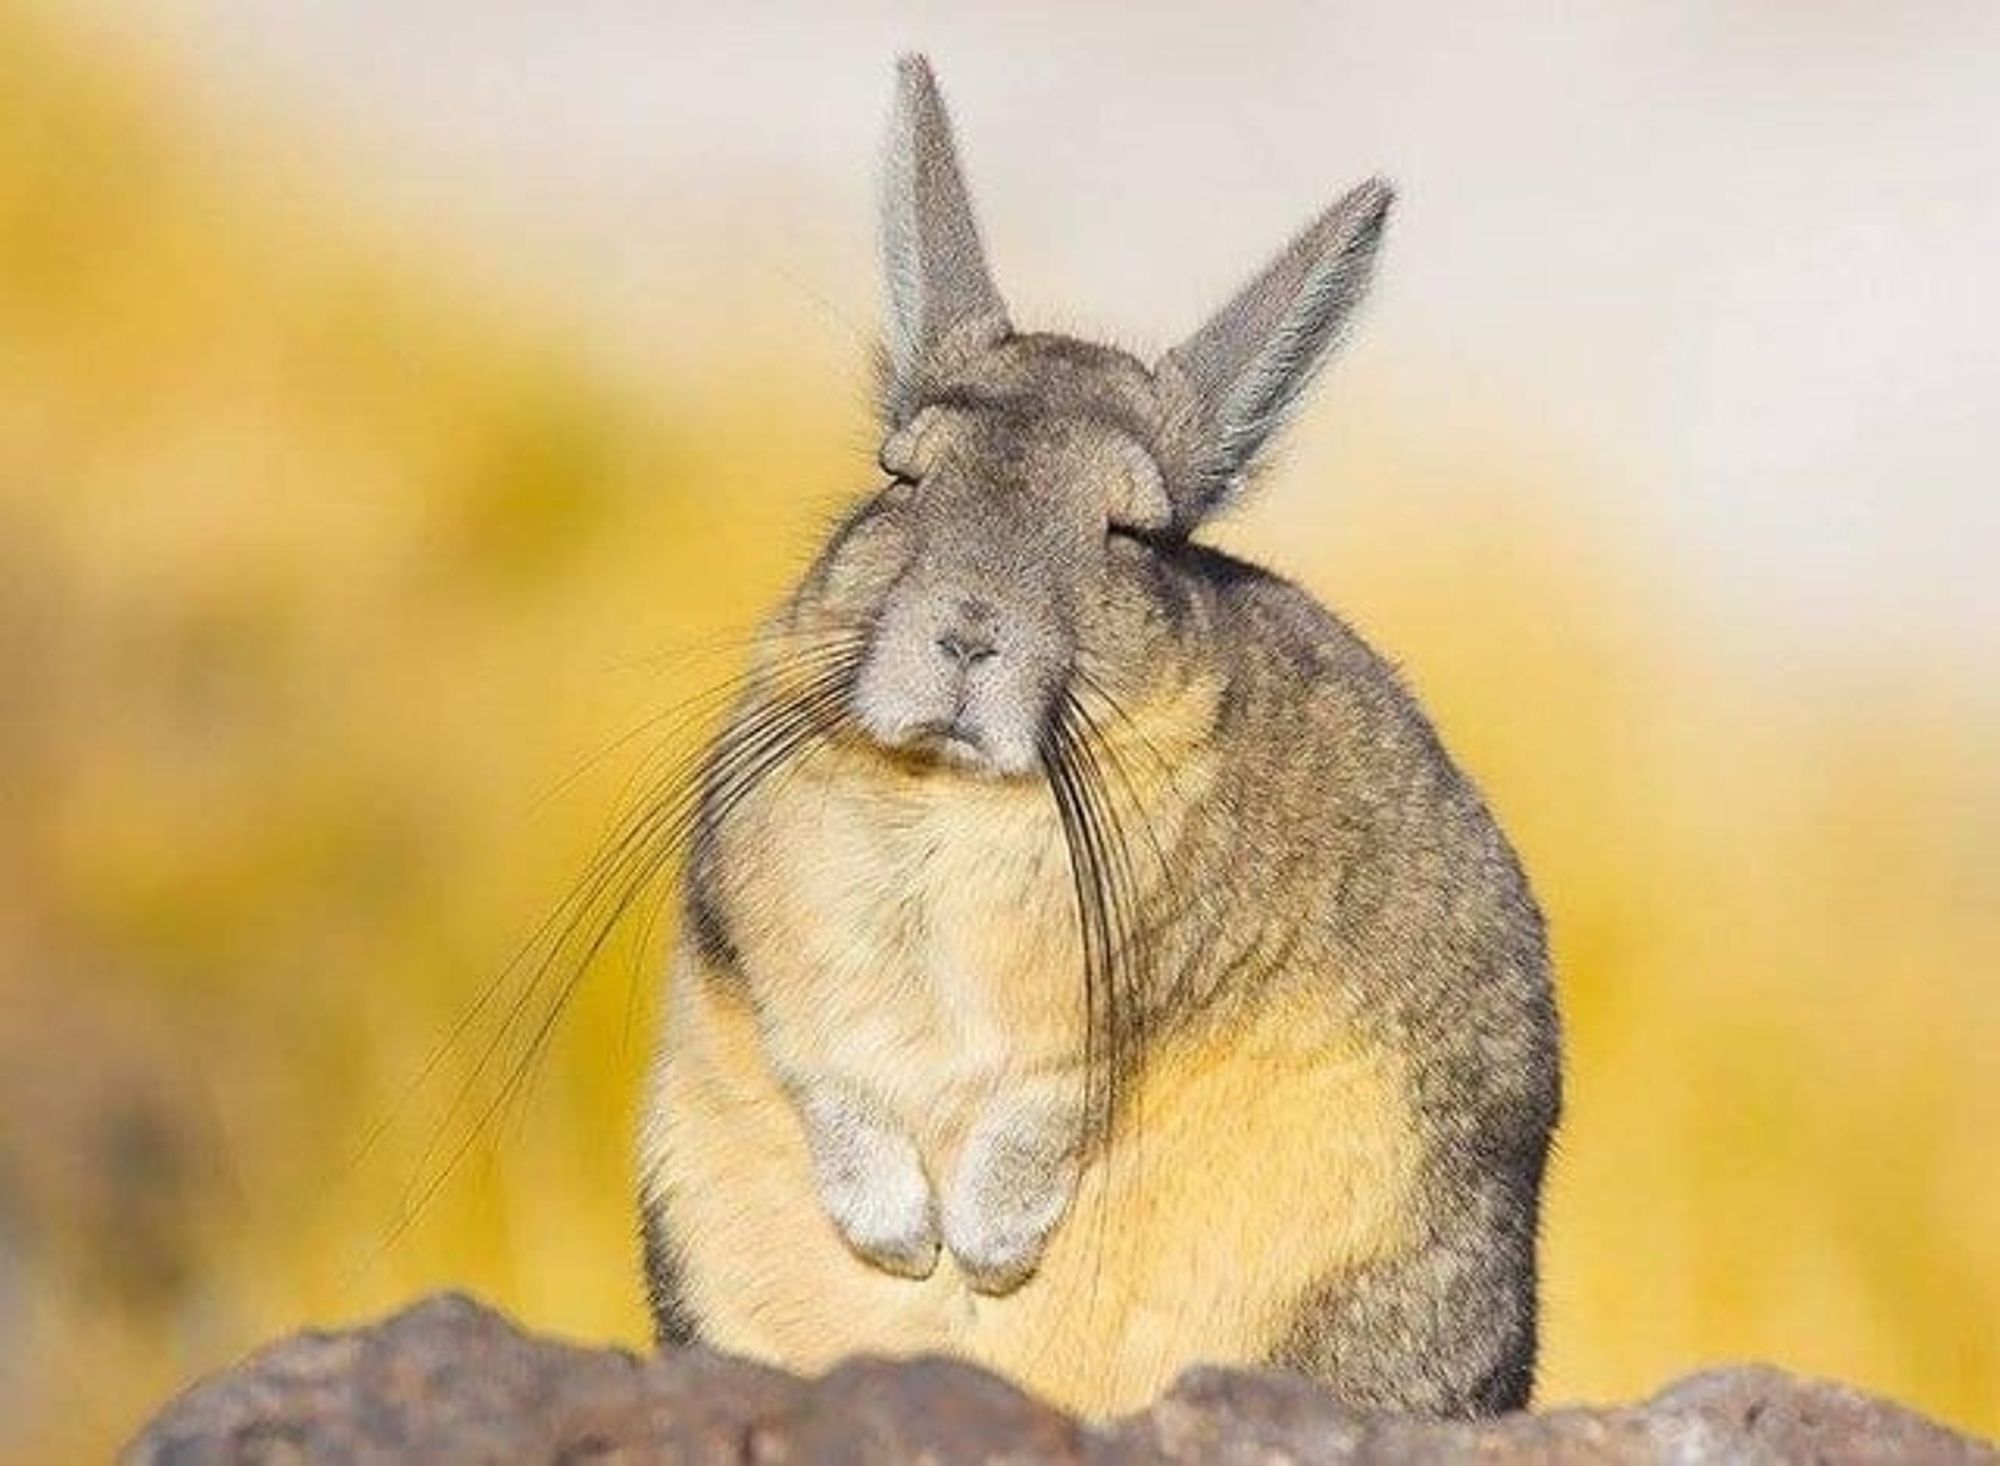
935;627;997;668
934;597;999;669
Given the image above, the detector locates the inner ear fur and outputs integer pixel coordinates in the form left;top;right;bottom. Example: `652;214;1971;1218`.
1154;177;1394;530
878;56;1011;429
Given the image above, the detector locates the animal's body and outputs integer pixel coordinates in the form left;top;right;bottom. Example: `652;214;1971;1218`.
638;57;1560;1418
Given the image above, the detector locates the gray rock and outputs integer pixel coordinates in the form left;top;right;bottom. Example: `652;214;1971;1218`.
126;1293;1995;1464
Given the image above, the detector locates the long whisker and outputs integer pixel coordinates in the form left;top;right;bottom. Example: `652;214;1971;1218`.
1063;679;1172;883
1067;700;1142;955
1069;662;1181;797
1069;671;1233;994
388;692;854;1241
605;638;860;1057
370;640;862;1242
1039;703;1151;1344
534;632;864;817
396;665;848;1163
595;635;864;1049
491;684;855;1143
349;634;863;1180
1056;692;1156;1282
1041;724;1116;1130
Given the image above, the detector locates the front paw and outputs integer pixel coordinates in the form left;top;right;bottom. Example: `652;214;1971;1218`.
826;1154;940;1279
943;1115;1079;1296
943;1187;1069;1295
799;1088;940;1279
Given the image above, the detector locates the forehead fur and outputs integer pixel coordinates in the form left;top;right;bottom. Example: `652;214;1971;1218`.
918;333;1165;462
883;333;1174;531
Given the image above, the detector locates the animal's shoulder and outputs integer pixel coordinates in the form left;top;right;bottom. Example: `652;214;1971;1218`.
1161;537;1419;723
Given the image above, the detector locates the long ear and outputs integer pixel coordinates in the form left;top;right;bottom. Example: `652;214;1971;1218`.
878;55;1010;428
1155;177;1393;527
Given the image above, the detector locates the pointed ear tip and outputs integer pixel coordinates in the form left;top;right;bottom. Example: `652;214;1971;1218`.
894;53;937;92
1355;175;1396;216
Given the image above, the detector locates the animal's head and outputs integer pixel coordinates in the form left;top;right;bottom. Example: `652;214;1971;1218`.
794;56;1392;778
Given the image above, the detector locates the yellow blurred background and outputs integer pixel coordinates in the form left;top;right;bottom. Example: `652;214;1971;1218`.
2;2;1995;1457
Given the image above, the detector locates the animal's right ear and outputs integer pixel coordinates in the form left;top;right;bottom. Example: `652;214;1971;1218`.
878;55;1010;429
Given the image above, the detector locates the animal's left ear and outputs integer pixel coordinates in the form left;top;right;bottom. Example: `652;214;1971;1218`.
878;55;1010;428
1154;177;1393;528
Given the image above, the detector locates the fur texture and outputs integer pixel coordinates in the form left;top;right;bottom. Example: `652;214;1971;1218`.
636;54;1560;1419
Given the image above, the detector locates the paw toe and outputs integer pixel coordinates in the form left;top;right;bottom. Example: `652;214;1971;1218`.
855;1223;941;1280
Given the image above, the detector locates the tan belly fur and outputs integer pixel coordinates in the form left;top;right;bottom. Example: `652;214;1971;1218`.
640;738;1423;1417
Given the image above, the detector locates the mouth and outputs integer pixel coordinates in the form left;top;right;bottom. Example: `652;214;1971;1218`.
904;719;990;768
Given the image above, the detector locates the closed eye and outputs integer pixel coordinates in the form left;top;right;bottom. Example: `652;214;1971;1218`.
1108;522;1166;551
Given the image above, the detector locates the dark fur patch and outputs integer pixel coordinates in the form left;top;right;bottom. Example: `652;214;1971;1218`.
640;1203;702;1348
683;875;741;983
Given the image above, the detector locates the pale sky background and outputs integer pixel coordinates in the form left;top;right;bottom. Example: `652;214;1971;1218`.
105;1;2000;689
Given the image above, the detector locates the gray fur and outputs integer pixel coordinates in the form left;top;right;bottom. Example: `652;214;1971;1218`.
879;56;1010;428
643;55;1560;1418
792;1079;941;1279
942;1084;1085;1295
1156;177;1393;524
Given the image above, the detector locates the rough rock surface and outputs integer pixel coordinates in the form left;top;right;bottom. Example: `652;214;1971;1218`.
128;1293;1993;1464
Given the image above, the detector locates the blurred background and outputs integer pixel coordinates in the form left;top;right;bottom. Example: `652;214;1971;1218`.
2;0;1996;1455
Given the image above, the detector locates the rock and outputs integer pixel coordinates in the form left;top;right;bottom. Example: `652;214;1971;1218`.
127;1293;1993;1464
